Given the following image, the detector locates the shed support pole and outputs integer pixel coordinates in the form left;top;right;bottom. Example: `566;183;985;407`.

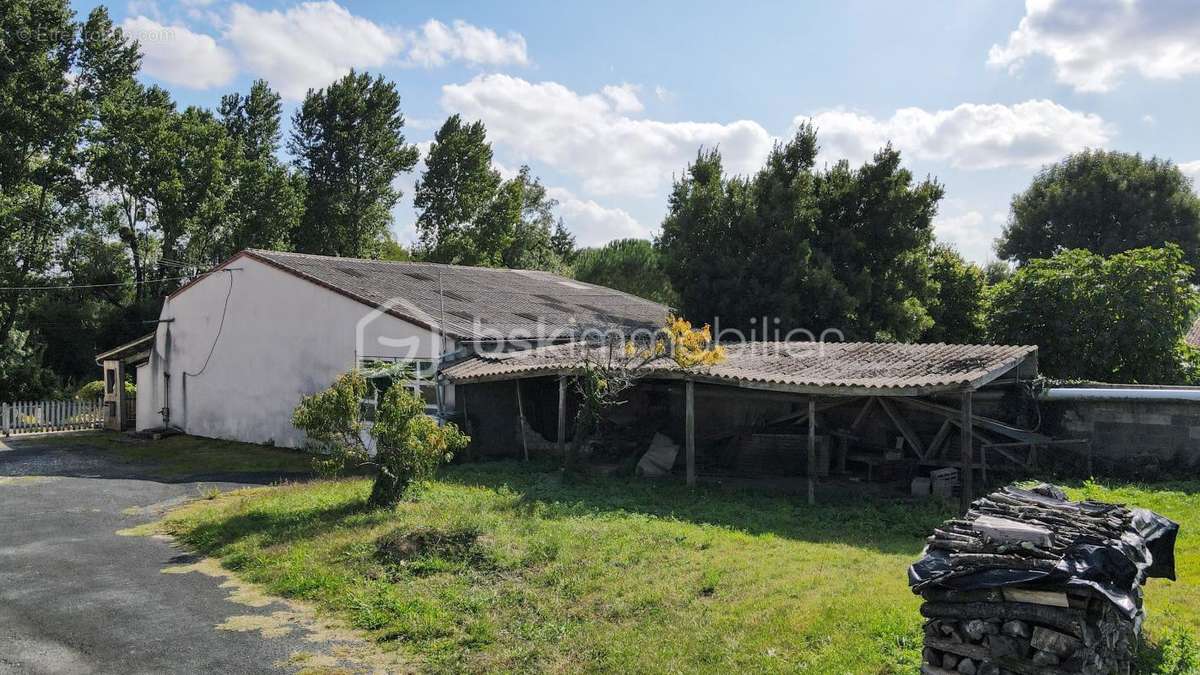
960;390;974;512
807;397;817;506
685;380;695;487
516;381;529;462
557;376;567;456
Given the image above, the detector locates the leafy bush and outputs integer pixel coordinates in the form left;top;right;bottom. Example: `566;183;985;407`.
368;384;469;508
75;379;135;400
291;369;469;508
986;245;1200;383
291;370;370;476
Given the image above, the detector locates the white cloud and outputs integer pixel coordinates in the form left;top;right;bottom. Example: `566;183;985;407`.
806;100;1112;170
121;16;236;88
1142;114;1157;126
933;208;996;264
547;187;652;247
989;0;1200;92
406;19;528;68
441;74;774;197
601;84;643;113
126;0;162;21
224;1;404;100
1180;160;1200;184
654;85;675;103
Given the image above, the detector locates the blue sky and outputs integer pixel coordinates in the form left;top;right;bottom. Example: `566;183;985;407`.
70;0;1200;262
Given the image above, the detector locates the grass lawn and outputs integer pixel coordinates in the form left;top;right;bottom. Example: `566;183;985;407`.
27;431;315;479
158;462;1200;673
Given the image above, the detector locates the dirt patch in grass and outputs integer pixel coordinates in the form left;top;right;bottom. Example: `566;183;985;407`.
374;526;495;575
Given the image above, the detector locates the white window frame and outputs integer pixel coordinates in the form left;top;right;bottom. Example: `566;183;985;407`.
358;357;440;419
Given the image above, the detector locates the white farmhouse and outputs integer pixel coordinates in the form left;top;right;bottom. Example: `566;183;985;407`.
102;249;668;447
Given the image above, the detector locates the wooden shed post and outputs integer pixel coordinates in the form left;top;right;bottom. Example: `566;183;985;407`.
807;397;817;505
557;376;567;455
516;380;529;462
960;390;974;511
685;379;696;487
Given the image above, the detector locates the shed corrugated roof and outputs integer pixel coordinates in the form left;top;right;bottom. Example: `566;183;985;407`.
443;341;1037;395
1186;315;1200;348
242;249;669;340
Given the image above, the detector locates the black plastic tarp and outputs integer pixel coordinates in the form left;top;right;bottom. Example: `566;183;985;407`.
908;485;1179;619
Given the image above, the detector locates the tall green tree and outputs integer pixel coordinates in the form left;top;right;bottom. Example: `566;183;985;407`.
658;126;943;340
0;0;114;398
414;116;574;271
289;70;419;257
986;245;1200;383
997;150;1200;278
921;244;985;344
500;166;574;272
212;80;302;260
573;239;676;305
155;106;233;280
414;114;501;262
0;0;89;353
86;80;175;299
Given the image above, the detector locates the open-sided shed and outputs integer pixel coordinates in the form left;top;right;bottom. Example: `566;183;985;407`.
444;341;1058;507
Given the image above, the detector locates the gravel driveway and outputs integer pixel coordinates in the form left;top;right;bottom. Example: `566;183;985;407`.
0;434;381;674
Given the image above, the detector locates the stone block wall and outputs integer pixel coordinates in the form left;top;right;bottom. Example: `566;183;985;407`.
1042;397;1200;471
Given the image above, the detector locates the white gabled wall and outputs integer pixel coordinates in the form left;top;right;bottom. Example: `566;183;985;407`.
137;254;450;447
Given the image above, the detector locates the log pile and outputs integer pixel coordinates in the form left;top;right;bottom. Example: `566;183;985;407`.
909;484;1178;675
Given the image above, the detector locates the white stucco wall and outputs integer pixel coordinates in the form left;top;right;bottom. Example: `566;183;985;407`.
136;255;450;447
135;362;155;432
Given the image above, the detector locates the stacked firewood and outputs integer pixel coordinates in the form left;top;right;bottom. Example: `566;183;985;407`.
909;485;1178;675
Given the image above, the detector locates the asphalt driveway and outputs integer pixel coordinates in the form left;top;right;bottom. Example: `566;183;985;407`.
0;434;375;674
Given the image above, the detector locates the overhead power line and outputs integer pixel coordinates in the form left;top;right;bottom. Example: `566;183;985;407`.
0;271;213;292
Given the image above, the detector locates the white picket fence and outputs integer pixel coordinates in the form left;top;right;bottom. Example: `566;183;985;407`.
1;398;105;436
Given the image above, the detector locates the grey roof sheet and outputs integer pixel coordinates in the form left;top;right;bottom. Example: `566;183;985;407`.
245;249;670;340
443;341;1037;394
1187;315;1200;347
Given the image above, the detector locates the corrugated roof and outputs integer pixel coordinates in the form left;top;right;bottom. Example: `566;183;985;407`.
443;341;1038;395
95;332;156;365
242;249;669;340
1186;315;1200;348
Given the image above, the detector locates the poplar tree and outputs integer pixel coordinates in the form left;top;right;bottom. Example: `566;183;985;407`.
289;70;419;257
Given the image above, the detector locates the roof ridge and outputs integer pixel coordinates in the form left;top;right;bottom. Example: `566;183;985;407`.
247;248;566;277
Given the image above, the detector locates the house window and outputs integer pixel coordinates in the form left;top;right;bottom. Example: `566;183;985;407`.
358;358;439;420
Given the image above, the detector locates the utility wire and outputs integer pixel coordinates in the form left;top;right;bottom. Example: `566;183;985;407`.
0;270;214;292
183;269;235;378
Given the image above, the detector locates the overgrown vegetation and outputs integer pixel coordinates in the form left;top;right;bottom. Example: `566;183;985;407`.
291;368;469;507
565;317;725;470
158;467;1200;673
986;245;1200;383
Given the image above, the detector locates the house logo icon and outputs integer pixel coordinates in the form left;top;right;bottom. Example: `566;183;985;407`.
354;296;441;363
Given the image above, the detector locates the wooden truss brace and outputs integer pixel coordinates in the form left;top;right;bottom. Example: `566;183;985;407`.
893;396;1051;444
877;397;926;459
